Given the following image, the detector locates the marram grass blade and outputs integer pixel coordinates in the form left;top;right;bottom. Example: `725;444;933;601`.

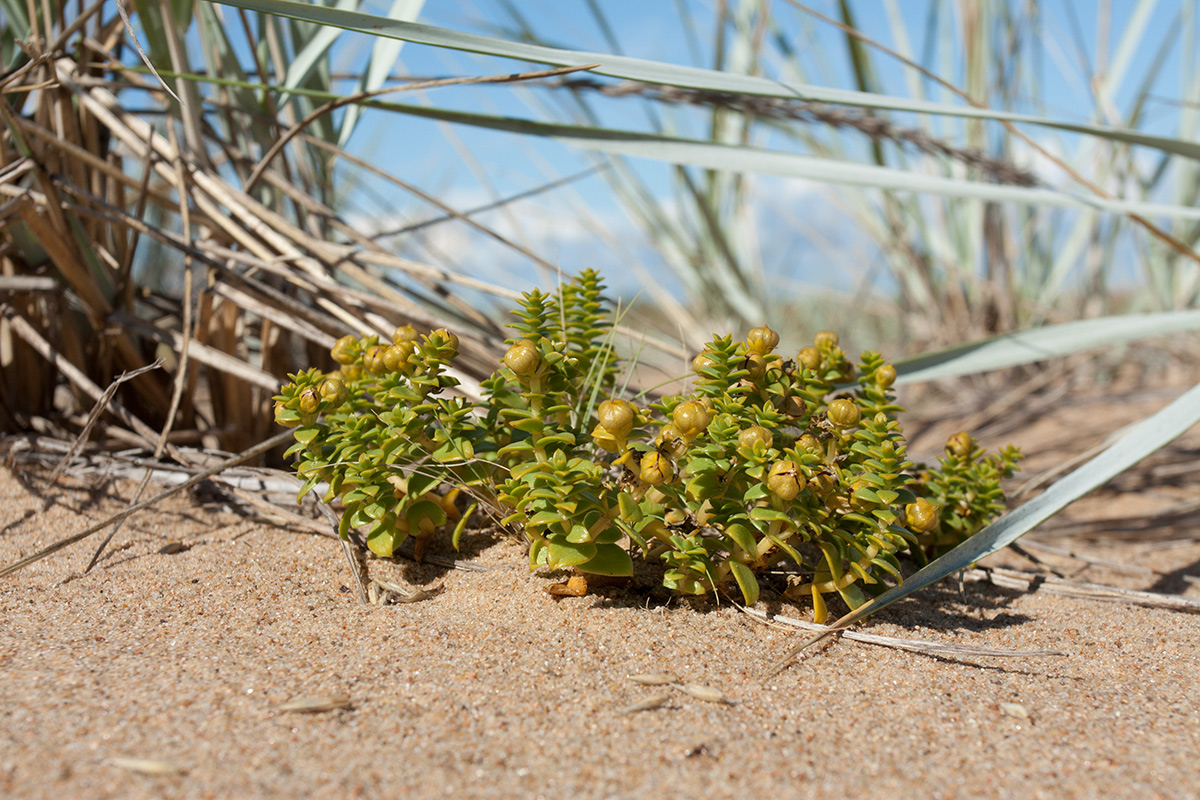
894;310;1200;384
229;94;1200;221
774;378;1200;672
140;66;1200;221
279;0;358;107
207;0;1200;161
337;0;426;147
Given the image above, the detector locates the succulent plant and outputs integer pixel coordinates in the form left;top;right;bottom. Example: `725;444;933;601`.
276;269;1021;622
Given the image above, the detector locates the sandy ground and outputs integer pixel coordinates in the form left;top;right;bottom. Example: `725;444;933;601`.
2;386;1199;799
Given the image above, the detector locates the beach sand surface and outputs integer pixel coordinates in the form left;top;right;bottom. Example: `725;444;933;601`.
2;386;1198;799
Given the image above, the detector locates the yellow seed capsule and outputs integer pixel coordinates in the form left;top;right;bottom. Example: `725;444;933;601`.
743;353;767;382
796;434;821;453
273;399;299;427
591;424;622;453
503;339;541;378
656;425;688;460
766;460;805;501
330;335;358;365
363;345;388;375
814;330;839;349
639;451;673;486
947;431;973;459
430;329;459;357
780;394;806;418
383;341;415;372
827;398;861;428
807;472;835;498
905;498;940;533
298;386;320;414
875;364;897;388
825;493;853;515
672;400;710;439
392;324;418;344
598;399;636;439
692;351;716;374
738;425;773;452
319;377;347;406
746;324;780;356
796;347;820;371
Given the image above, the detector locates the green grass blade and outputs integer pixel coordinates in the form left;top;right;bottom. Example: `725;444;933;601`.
337;0;426;147
323;100;1200;221
894;310;1200;384
807;377;1200;636
278;0;358;108
206;0;1200;161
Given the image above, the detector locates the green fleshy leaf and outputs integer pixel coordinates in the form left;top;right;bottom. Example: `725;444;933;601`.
724;522;759;560
764;531;804;564
511;418;544;435
367;520;404;558
432;437;473;462
538;432;577;447
498;440;535;458
742;483;770;502
528;537;546;569
545;539;596;569
294;426;320;445
406;470;441;498
578;543;632;576
852;487;884;505
617;491;643;523
528;510;565;528
749;507;793;525
728;560;760;606
594;527;624;545
836;581;869;610
406;499;447;529
338;501;360;540
565;523;592;544
685;473;721;500
451;502;477;551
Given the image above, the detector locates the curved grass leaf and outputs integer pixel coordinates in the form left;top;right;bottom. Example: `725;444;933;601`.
775;377;1200;670
279;0;359;108
207;0;1200;162
134;66;1200;222
894;310;1200;385
338;0;426;146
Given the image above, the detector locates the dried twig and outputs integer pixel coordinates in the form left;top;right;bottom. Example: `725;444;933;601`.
744;606;1064;672
548;78;1041;187
964;566;1200;612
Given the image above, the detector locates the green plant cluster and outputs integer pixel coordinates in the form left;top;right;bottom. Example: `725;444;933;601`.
275;270;1022;622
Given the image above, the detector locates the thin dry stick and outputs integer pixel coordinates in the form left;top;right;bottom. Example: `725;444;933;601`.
964;566;1200;613
45;360;163;486
0;429;293;580
740;607;1064;659
553;78;1040;187
242;63;601;194
113;0;180;104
